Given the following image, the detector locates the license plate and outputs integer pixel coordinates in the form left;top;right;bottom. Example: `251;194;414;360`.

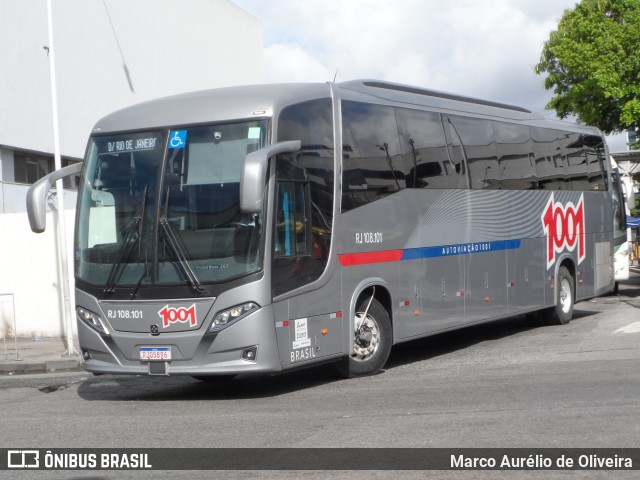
140;347;171;361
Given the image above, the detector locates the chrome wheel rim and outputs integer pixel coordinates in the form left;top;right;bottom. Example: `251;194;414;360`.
352;312;380;361
559;277;572;314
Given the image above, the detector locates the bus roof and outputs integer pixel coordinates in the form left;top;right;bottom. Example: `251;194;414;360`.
338;80;537;119
91;79;602;136
92;83;331;133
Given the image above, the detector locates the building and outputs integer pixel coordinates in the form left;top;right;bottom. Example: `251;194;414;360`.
612;150;640;182
0;0;263;337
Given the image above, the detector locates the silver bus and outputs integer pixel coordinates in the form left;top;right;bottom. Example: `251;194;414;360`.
27;80;615;379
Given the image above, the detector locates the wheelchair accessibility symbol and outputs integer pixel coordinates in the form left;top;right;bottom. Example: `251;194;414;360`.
168;130;187;149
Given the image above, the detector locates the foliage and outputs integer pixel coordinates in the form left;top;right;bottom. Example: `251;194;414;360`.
535;0;640;134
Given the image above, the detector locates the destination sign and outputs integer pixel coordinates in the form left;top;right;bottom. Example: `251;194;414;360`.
106;137;159;153
98;132;164;155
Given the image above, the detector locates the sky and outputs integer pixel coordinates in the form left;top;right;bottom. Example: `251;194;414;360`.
232;0;628;152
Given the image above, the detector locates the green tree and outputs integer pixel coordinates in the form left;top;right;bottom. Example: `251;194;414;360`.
535;0;640;137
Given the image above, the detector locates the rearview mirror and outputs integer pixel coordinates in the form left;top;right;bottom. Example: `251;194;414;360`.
26;162;83;233
240;140;301;213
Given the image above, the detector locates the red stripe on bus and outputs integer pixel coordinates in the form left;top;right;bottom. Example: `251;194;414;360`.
338;250;404;267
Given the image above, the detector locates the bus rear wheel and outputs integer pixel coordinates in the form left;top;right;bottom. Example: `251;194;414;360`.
336;297;392;378
546;266;574;325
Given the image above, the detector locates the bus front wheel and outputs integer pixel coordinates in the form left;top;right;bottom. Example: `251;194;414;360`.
546;266;574;325
336;297;392;378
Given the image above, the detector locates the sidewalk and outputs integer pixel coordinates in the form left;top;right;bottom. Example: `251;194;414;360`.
0;336;83;375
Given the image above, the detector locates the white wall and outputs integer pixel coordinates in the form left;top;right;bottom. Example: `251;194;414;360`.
0;0;264;158
0;0;264;337
0;209;76;337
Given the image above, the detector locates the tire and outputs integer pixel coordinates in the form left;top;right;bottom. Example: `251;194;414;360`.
335;297;392;378
546;266;574;325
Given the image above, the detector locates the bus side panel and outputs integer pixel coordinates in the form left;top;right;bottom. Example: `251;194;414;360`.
417;255;465;336
575;193;614;301
335;188;613;347
393;258;422;340
576;232;596;300
507;237;546;313
594;237;614;297
274;266;344;369
464;249;507;324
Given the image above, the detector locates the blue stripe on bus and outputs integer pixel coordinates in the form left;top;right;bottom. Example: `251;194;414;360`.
401;239;521;261
338;240;522;267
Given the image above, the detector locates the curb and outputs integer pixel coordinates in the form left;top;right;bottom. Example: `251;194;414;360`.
0;359;83;375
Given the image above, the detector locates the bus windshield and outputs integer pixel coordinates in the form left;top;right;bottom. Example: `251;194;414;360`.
75;121;268;291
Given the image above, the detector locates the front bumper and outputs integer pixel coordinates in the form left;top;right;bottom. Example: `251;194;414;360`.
78;303;282;376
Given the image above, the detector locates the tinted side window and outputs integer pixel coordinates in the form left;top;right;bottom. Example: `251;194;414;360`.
446;119;469;188
275;99;334;296
277;98;334;233
342;101;403;211
559;131;588;191
583;134;607;191
449;116;499;189
278;99;334;227
493;122;536;190
532;127;563;190
274;177;310;258
396;108;461;189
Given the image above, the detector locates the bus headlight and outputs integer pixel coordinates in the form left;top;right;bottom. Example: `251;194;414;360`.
76;307;110;335
208;302;259;333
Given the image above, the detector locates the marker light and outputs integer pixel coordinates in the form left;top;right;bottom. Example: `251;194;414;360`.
76;307;109;335
209;302;260;333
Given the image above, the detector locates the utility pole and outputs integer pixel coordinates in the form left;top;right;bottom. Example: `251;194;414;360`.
46;0;77;357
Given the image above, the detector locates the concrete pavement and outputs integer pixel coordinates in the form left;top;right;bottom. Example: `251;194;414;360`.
0;336;82;375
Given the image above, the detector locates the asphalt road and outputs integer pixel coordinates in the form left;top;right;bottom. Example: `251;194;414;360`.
2;277;640;479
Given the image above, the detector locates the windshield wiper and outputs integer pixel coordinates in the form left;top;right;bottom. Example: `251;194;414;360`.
130;251;149;299
103;185;148;295
159;217;204;294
